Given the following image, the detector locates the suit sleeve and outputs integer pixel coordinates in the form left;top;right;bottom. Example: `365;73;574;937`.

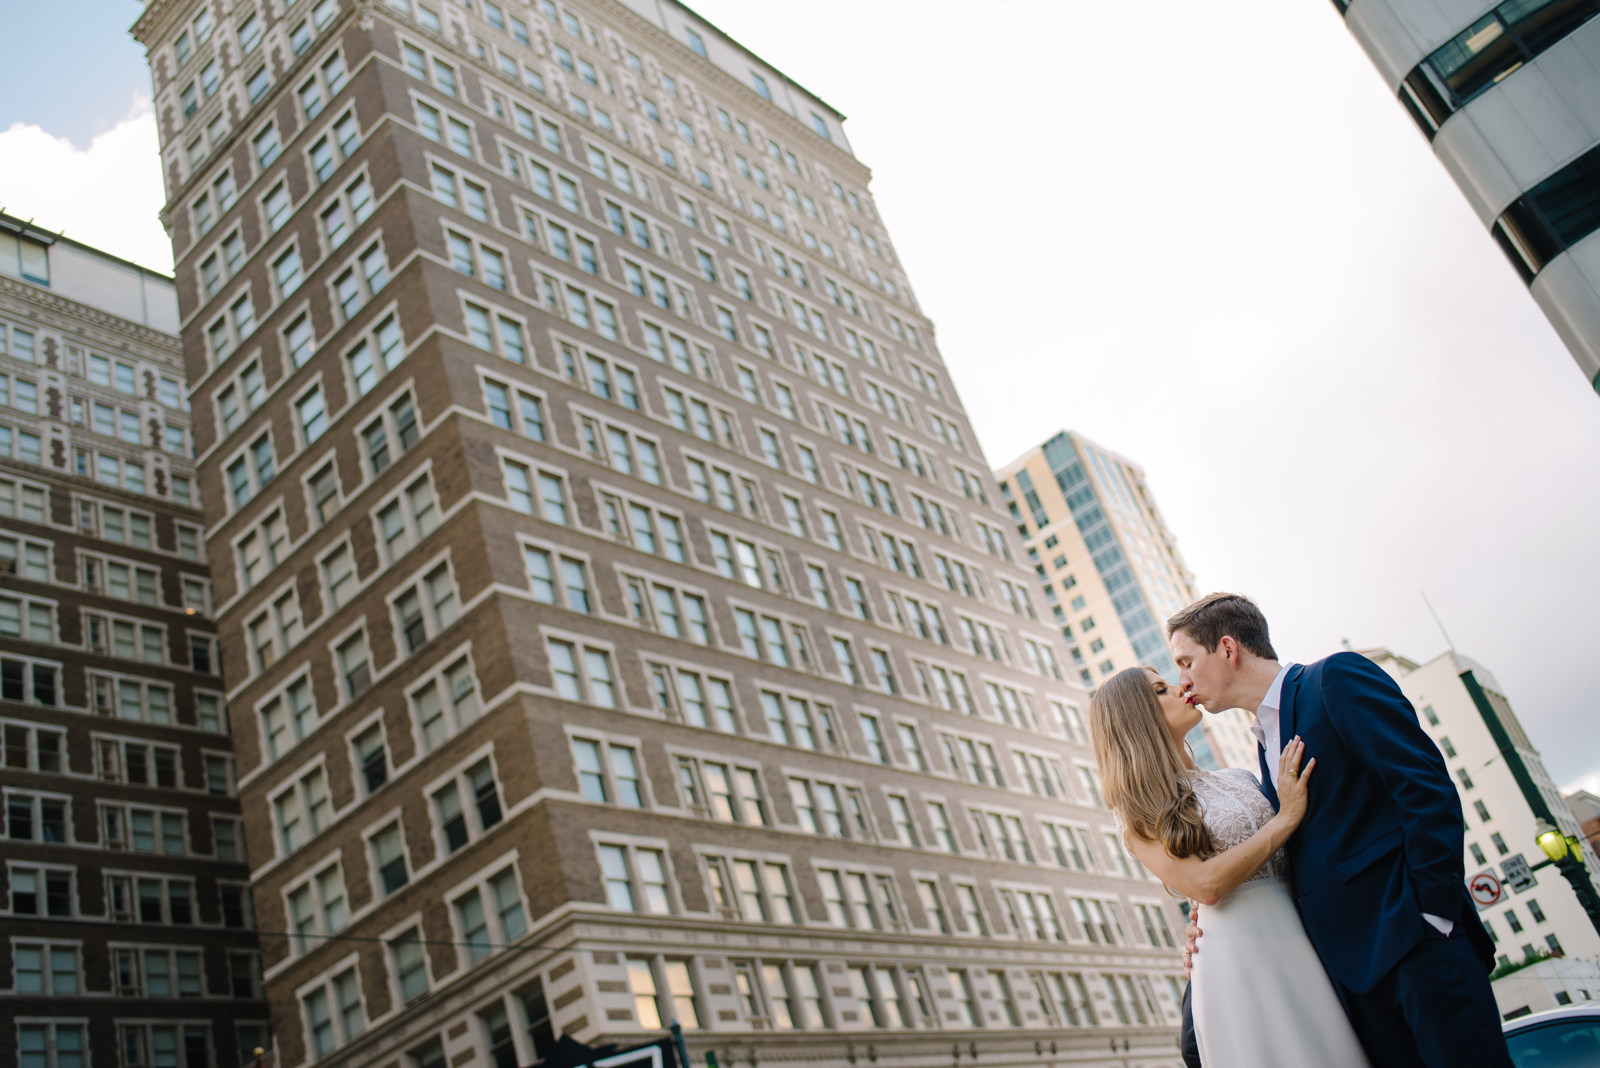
1318;652;1466;922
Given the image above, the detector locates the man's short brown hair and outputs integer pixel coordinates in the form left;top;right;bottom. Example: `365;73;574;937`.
1166;593;1278;661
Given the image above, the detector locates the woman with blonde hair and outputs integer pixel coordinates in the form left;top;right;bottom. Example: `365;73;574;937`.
1088;666;1371;1067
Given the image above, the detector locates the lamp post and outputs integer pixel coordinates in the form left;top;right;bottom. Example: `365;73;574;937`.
1458;670;1600;939
1532;817;1600;937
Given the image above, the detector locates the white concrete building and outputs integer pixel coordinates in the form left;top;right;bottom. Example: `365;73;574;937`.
1333;0;1600;395
1365;649;1600;971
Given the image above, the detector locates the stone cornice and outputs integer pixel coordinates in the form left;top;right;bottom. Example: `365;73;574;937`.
130;0;194;47
594;0;873;184
0;275;182;362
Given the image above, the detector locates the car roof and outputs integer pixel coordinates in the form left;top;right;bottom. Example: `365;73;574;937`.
1504;1004;1600;1033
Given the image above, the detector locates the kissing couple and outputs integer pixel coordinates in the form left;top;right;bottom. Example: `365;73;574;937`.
1089;593;1512;1068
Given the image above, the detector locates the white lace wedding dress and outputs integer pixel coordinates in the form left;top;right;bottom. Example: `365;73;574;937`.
1189;767;1374;1067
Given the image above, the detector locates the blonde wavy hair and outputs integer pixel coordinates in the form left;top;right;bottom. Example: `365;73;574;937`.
1089;666;1215;860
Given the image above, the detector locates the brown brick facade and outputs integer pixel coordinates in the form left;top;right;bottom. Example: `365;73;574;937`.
128;2;1190;1067
0;227;268;1068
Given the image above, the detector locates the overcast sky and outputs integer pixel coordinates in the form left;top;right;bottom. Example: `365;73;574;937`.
5;1;1599;796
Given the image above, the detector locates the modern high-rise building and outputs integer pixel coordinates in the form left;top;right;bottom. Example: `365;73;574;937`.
0;214;268;1066
129;3;1191;1067
1363;648;1600;979
995;432;1257;771
1332;0;1600;394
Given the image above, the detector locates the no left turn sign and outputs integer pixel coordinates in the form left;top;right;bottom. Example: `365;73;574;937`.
1470;870;1504;908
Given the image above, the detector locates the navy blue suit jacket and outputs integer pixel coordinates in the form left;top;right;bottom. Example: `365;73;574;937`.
1257;652;1494;994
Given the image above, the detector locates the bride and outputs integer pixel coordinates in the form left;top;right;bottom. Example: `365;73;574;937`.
1088;666;1373;1067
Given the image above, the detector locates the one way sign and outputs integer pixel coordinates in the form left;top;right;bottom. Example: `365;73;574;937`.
1502;853;1538;893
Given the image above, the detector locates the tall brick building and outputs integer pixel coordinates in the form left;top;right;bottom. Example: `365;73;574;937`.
129;1;1191;1066
0;215;268;1066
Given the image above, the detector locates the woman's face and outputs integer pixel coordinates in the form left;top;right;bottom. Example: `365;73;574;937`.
1147;667;1201;745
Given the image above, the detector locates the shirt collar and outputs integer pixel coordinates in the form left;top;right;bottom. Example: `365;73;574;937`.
1247;663;1294;749
1261;663;1291;714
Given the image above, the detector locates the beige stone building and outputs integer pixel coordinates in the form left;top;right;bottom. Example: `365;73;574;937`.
126;2;1192;1067
995;433;1256;771
0;214;268;1065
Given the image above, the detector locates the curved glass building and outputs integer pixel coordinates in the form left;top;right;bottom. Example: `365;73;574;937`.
1335;0;1600;393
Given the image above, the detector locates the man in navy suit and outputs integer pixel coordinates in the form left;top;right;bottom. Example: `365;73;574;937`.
1168;593;1509;1068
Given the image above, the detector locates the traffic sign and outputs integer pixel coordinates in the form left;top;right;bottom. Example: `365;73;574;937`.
1469;870;1504;908
1502;853;1538;893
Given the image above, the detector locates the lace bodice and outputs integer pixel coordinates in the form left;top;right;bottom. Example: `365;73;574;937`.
1192;766;1289;883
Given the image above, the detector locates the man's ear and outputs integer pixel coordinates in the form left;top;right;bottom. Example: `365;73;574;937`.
1219;636;1239;668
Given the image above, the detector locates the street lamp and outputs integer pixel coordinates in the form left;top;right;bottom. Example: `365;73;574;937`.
1530;817;1600;937
1536;819;1570;863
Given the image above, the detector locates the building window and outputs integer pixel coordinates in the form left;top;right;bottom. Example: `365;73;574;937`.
410;656;481;750
502;460;567;522
18;1023;86;1066
1402;0;1600;139
626;958;701;1030
370;823;409;896
598;842;671;914
392;563;458;652
303;967;364;1055
352;721;389;794
523;547;591;612
432;758;503;852
676;758;767;824
286;863;348;954
547;639;615;707
1492;141;1600;283
390;928;428;1001
570;737;645;806
455;866;527;961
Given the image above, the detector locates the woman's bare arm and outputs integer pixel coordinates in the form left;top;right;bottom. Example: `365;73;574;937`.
1124;739;1314;907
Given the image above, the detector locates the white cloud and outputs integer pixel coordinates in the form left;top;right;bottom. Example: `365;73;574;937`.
1562;768;1600;797
0;95;171;274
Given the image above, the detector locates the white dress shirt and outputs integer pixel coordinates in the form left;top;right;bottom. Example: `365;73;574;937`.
1248;663;1294;788
1249;661;1452;936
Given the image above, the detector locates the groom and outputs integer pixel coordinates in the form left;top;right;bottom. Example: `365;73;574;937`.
1168;593;1510;1068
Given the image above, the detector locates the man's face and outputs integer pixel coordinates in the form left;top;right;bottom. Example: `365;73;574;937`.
1171;629;1232;711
